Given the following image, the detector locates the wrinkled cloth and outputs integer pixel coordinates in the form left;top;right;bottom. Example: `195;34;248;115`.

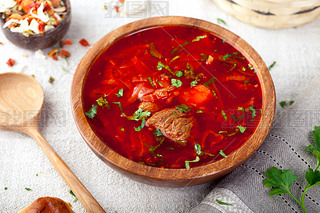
191;74;320;212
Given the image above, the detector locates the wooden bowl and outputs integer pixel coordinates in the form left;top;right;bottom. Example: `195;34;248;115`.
71;16;276;188
0;0;71;50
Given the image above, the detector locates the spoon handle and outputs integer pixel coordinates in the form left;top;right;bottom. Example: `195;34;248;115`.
28;128;106;213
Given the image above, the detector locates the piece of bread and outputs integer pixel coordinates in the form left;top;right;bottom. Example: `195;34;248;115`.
18;197;74;213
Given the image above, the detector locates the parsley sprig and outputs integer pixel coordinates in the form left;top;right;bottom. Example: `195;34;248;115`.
264;126;320;213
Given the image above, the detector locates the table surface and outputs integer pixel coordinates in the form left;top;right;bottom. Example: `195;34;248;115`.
1;0;320;212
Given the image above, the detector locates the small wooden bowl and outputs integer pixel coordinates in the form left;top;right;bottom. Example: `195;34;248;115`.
71;16;276;188
0;0;71;50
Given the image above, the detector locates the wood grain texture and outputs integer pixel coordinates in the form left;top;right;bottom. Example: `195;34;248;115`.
0;0;71;50
71;16;276;188
0;73;105;213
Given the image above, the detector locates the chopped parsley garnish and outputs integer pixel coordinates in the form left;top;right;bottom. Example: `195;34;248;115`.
128;108;151;121
36;174;38;176
216;199;233;206
175;104;190;113
171;41;190;54
154;129;163;136
120;127;125;132
217;18;227;26
219;150;227;158
156;79;163;86
115;88;124;97
171;55;180;62
268;61;277;70
171;78;182;87
248;63;254;70
223;54;232;60
150;43;162;59
4;187;7;190
231;114;245;121
185;156;200;169
200;53;208;62
219;131;227;134
175;71;184;77
249;105;256;119
69;190;78;202
190;80;198;88
237;125;246;133
192;35;207;42
203;77;216;87
280;101;287;108
195;143;202;155
196;110;204;113
222;38;226;43
96;94;110;109
112;102;126;117
134;118;146;131
244;80;250;84
148;77;154;87
290;101;295;105
157;61;174;75
85;105;98;119
49;76;55;84
25;188;32;191
221;110;227;121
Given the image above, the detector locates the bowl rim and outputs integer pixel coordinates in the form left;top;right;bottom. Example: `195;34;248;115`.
71;16;276;184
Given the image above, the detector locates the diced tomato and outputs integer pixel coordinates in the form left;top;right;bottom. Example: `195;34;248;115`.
114;5;120;13
119;0;125;3
0;42;3;45
79;39;90;46
60;49;70;58
6;58;15;67
38;21;45;33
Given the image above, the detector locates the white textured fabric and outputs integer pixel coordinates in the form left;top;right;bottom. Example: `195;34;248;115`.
0;0;320;212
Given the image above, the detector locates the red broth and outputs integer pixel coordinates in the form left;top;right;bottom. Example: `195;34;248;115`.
83;26;262;169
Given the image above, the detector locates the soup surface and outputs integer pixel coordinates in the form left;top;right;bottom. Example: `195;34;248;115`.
83;26;263;169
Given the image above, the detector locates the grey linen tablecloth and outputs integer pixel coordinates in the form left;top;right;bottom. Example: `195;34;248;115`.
191;77;320;212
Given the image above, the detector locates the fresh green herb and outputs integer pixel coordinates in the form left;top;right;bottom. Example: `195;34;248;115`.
128;108;151;121
69;190;78;202
96;94;110;109
49;76;55;84
175;71;184;77
290;101;295;105
156;154;163;158
231;114;245;121
195;143;202;155
185;156;200;169
115;88;124;97
166;147;175;151
36;174;38;176
268;61;277;70
249;105;256;119
244;80;250;84
217;18;227;26
237;125;246;133
216;199;233;206
148;77;154;87
260;109;263;114
171;41;190;54
120;127;125;132
219;150;227;158
154;129;163;137
196;110;204;113
157;61;174;75
171;55;180;63
112;102;126;117
85;105;98;119
222;38;226;43
4;187;7;190
192;35;207;42
280;101;287;108
264;126;320;213
201;53;208;62
62;67;70;73
156;79;163;87
138;162;145;165
25;188;32;191
248;64;254;70
214;49;218;52
223;54;232;60
134;118;146;132
171;78;182;88
203;77;216;87
175;104;190;113
62;55;69;65
150;43;162;59
219;131;227;134
221;110;227;121
175;140;187;143
190;80;198;88
242;67;246;71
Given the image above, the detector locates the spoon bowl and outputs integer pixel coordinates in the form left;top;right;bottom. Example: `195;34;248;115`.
0;72;105;213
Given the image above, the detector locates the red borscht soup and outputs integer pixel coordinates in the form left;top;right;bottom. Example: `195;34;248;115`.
83;26;263;169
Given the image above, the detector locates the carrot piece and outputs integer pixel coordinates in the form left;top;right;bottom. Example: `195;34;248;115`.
60;49;70;58
0;42;3;45
6;58;15;67
79;39;90;46
9;13;22;20
60;40;72;47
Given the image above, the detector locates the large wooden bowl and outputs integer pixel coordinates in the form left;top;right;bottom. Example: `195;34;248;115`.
71;16;276;188
0;0;71;50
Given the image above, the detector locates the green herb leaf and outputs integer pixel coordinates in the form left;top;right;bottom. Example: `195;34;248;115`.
305;168;320;186
190;80;198;88
115;88;124;97
203;77;216;87
134;118;146;132
96;94;110;109
217;18;227;26
157;61;174;75
216;199;233;206
128;108;151;121
156;79;163;87
25;188;32;191
171;78;182;88
237;125;246;133
175;104;190;113
280;101;287;108
171;55;180;63
221;110;227;121
150;43;162;59
290;100;295;105
195;143;202;155
249;105;256;119
148;77;155;87
200;53;208;62
222;38;226;43
171;41;190;54
192;35;207;42
264;167;297;194
223;54;232;60
120;127;125;132
4;187;8;190
85;105;98;119
112;102;126;117
196;110;204;113
269;187;288;196
154;129;163;137
219;150;227;158
312;126;320;151
69;190;78;202
49;76;55;84
175;71;184;77
185;156;200;169
268;61;277;70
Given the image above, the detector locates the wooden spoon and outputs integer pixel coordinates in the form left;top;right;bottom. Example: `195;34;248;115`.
0;72;105;213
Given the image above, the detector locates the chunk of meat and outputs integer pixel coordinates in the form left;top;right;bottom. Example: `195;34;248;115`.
138;101;161;113
146;108;196;141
